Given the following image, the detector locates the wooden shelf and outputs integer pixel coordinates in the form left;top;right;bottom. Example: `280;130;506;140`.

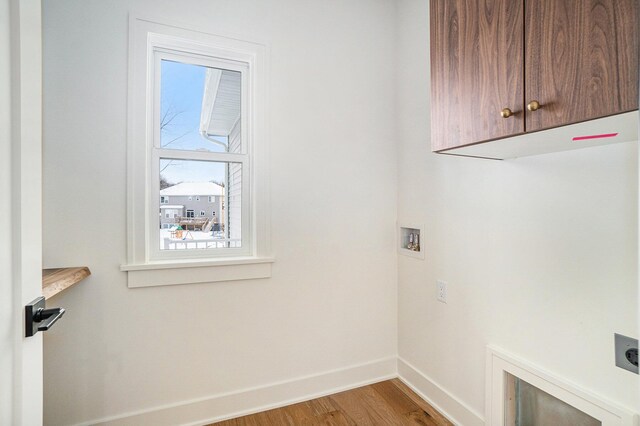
42;267;91;299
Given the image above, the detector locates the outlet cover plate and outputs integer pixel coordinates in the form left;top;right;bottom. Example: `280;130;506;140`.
614;333;638;374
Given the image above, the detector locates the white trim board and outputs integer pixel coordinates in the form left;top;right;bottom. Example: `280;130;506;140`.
398;357;485;426
73;357;396;426
485;346;639;426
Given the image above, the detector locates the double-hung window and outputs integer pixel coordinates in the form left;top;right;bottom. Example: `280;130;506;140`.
151;50;249;259
124;17;272;287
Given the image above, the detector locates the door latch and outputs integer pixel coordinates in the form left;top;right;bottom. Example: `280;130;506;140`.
25;296;65;337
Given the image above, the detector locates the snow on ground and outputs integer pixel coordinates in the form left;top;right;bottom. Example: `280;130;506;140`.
160;229;219;241
159;229;226;250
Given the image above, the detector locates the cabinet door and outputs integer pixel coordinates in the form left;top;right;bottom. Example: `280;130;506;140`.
430;0;524;152
525;0;639;132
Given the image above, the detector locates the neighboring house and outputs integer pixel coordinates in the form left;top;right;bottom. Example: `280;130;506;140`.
159;205;184;227
159;182;224;230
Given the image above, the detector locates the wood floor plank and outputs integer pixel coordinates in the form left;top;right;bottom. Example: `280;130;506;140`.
404;409;441;426
258;412;280;425
371;381;441;425
305;396;339;416
328;385;411;425
279;400;318;424
371;380;421;414
261;407;295;425
389;379;454;426
209;380;452;426
314;410;356;426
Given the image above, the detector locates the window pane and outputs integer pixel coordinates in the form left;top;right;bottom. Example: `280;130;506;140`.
160;60;242;154
159;159;242;250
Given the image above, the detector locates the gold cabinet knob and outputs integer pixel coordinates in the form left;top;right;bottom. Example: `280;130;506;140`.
500;108;513;118
527;100;541;111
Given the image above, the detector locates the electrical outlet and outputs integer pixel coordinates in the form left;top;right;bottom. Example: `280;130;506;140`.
436;280;447;303
615;333;639;374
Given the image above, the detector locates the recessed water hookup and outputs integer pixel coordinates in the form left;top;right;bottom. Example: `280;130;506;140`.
399;224;424;259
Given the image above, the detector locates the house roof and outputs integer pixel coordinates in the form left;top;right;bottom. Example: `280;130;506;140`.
199;68;241;138
160;182;224;196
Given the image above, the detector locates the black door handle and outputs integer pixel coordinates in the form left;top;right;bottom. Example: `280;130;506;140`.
34;307;65;332
25;296;66;337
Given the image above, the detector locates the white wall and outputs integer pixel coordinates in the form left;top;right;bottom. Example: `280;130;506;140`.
396;0;639;423
42;1;398;424
0;0;14;423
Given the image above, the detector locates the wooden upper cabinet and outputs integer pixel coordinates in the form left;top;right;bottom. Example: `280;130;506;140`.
430;0;524;151
430;0;639;155
525;0;639;132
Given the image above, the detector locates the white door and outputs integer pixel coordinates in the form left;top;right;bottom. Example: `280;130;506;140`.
1;0;44;424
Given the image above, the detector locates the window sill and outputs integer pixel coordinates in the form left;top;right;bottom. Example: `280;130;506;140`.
120;257;274;288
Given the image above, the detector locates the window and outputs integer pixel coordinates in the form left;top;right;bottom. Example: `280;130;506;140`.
156;58;244;253
212;211;216;216
153;40;247;257
165;213;169;218
124;18;271;287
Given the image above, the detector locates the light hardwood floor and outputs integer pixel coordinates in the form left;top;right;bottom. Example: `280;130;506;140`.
210;379;453;425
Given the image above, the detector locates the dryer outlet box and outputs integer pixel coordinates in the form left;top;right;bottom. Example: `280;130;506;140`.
615;333;638;374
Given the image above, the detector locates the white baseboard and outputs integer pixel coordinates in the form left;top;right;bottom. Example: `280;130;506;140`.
78;357;397;426
398;357;485;426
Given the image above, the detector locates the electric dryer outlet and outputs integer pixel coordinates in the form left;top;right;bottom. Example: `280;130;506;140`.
614;333;638;374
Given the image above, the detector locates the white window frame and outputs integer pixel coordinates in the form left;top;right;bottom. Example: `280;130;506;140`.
160;196;169;204
122;17;273;287
149;49;250;261
208;196;214;203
